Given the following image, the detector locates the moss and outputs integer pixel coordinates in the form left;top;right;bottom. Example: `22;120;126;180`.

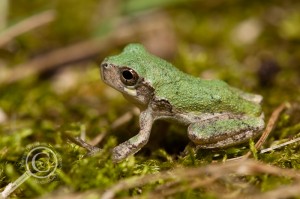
1;0;300;198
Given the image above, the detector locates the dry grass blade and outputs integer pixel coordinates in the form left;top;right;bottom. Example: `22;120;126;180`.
253;182;300;199
0;0;9;30
63;132;101;156
260;135;300;153
111;108;139;129
254;103;289;150
0;10;56;47
148;177;218;198
242;102;289;159
89;132;107;146
0;11;174;85
101;159;300;199
1;37;111;84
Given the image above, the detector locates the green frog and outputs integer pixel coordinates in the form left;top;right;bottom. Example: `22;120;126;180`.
100;44;264;162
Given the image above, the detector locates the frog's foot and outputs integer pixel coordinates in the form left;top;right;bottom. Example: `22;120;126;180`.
112;109;154;163
187;117;264;148
112;132;150;163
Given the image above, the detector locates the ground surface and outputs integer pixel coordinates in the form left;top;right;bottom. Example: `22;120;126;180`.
1;0;300;198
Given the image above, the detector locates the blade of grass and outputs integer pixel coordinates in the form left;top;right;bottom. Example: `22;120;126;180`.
101;159;300;199
0;10;56;47
0;0;9;30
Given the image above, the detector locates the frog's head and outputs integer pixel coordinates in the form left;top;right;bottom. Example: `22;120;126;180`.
100;44;156;109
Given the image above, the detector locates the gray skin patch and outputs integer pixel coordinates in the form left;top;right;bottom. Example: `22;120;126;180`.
123;78;155;110
151;98;174;115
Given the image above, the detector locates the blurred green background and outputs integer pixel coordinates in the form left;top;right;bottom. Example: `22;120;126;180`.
1;0;300;198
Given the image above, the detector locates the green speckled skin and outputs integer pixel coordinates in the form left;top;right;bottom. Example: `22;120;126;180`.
106;44;261;116
100;43;265;162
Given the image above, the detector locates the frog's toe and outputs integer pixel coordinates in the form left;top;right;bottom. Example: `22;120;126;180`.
112;147;126;163
111;141;141;163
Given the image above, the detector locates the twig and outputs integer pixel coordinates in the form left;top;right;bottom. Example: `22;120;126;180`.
242;102;288;159
37;159;300;199
71;136;100;153
111;108;139;129
101;159;300;199
0;10;56;47
260;135;300;154
148;177;217;198
0;11;173;85
63;132;101;155
1;27;124;84
1;37;110;84
252;182;300;199
89;132;107;146
89;108;138;147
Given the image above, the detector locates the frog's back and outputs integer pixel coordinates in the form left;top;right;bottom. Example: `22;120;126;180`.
155;73;262;117
106;43;262;117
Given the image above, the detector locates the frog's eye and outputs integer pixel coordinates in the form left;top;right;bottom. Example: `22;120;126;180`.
120;67;139;86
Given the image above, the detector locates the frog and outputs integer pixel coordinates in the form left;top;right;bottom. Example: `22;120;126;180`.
100;43;265;163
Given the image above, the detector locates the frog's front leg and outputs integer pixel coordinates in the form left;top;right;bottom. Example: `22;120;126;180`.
112;109;154;162
187;116;264;148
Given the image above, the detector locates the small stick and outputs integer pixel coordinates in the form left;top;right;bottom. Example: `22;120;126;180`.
0;10;56;47
0;11;173;85
111;108;139;129
70;136;100;153
101;159;300;199
63;132;101;156
260;136;300;154
89;132;107;146
252;181;300;199
243;102;288;159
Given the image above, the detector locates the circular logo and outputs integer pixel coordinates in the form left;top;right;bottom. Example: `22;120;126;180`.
21;143;62;184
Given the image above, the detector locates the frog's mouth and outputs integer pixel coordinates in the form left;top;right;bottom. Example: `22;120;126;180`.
99;62;108;82
100;61;154;108
100;62;137;97
100;62;122;91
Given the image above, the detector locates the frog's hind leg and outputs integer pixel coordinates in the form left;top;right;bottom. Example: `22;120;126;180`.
187;117;264;148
